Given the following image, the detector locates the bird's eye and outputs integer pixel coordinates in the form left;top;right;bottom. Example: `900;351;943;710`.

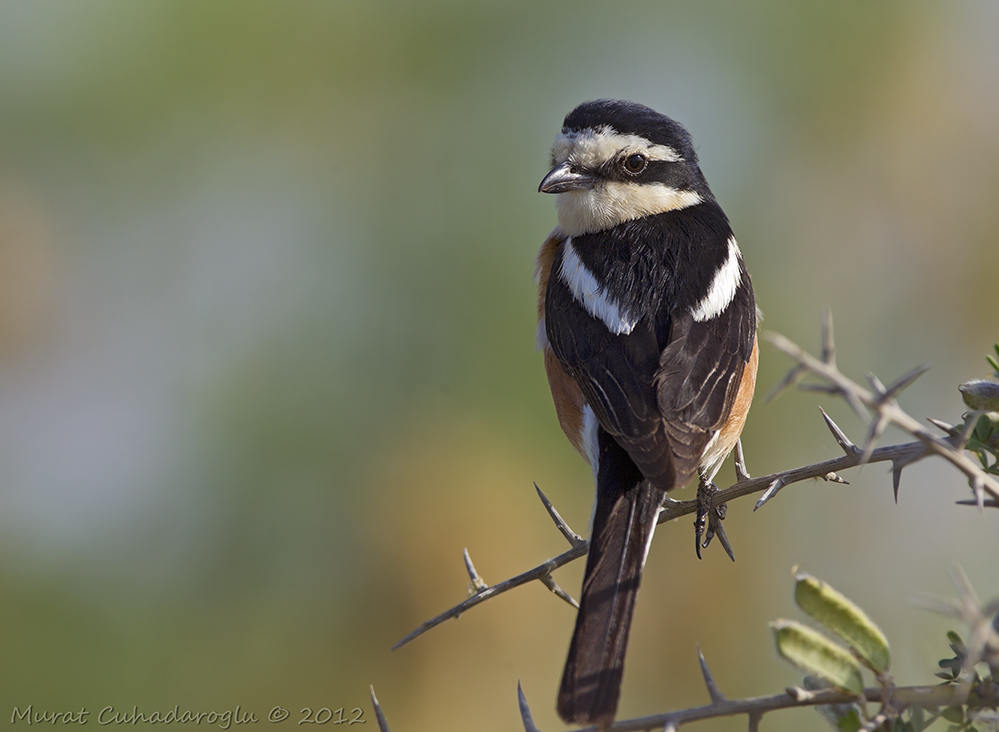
623;154;647;175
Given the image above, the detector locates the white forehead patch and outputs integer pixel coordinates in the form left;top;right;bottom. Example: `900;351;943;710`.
552;126;682;168
690;237;743;322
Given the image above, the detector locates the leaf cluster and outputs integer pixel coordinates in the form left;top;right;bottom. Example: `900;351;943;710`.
773;574;998;732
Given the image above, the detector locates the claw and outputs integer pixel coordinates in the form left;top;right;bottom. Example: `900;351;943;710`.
695;476;736;561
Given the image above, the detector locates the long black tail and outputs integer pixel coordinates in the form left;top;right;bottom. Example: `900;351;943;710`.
557;434;665;727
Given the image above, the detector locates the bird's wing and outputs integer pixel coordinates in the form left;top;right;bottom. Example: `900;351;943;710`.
546;248;756;491
654;290;755;487
545;267;676;489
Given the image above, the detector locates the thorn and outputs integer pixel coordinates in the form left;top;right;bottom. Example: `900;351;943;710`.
662;718;679;732
463;549;487;594
927;417;959;437
539;573;579;609
955;497;999;508
517;682;542;732
866;371;887;399
766;363;807;403
860;414;889;465
884;364;931;399
716;520;736;562
972;477;985;513
734;439;751;482
948;565;981;610
755;477;785;510
820;308;835;366
819;407;860;456
748;711;763;732
369;686;392;732
799;383;841;395
892;461;904;503
845;391;869;421
955;410;983;452
821;472;849;484
534;483;585;547
697;645;726;703
890;444;928;504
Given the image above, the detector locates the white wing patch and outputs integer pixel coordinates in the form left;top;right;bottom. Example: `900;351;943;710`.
690;237;743;322
559;240;639;335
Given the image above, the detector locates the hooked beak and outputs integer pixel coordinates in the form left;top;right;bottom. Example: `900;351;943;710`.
538;161;598;194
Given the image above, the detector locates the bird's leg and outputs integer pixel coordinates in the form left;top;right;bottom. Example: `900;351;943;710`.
695;469;735;561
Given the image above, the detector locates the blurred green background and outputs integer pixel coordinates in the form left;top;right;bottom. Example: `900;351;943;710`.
0;1;997;730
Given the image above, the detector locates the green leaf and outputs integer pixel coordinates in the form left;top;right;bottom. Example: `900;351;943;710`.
941;706;965;724
806;676;864;732
988;344;999;377
835;709;863;732
772;619;864;694
890;719;911;732
795;573;891;672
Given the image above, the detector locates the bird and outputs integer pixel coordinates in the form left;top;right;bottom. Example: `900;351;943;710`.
535;100;758;727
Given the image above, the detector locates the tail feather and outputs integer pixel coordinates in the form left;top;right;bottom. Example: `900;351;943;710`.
557;433;665;726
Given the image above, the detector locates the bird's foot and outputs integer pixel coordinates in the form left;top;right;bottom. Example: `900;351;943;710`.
695;476;735;561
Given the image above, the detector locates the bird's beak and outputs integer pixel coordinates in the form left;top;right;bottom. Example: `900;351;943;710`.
539;161;598;194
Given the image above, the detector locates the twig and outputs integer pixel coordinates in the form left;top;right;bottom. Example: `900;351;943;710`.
394;321;998;651
766;331;999;503
392;546;586;650
516;679;999;732
394;436;948;650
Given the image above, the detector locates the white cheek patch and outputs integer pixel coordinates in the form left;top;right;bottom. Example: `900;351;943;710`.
690;237;743;322
552;126;681;167
558;240;639;335
556;181;702;236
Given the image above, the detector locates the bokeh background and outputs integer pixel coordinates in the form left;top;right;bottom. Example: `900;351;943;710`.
1;2;997;730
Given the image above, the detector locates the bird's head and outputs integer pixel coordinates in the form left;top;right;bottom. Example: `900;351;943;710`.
539;100;712;236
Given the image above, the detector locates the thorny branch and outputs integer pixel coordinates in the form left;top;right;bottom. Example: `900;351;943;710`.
377;581;999;732
510;570;999;732
515;669;999;732
766;309;999;508
393;312;998;652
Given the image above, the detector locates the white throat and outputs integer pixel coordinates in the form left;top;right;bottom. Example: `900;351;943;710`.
555;183;703;236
